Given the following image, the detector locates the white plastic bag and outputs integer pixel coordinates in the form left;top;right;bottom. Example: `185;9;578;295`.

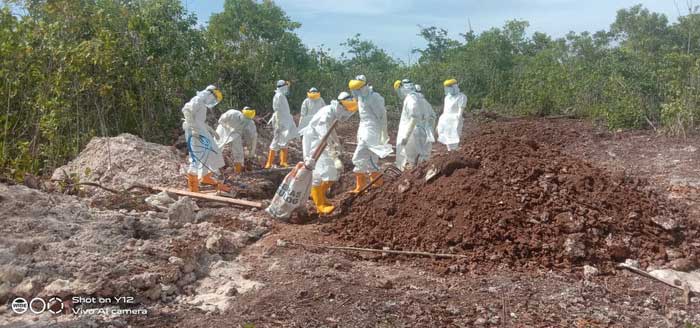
266;161;314;221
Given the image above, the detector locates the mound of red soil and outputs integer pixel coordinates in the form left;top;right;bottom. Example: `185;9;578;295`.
332;126;698;273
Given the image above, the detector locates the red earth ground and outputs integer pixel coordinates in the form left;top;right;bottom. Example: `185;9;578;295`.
126;116;700;327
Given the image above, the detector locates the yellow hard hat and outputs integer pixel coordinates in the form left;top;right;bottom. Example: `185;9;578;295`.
242;106;256;120
443;79;458;87
348;79;366;91
393;80;402;90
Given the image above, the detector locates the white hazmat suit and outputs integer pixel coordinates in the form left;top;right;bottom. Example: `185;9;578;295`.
300;100;356;187
350;81;391;172
348;75;392;192
182;88;225;178
437;81;468;151
298;88;326;130
299;92;358;214
216;109;257;170
269;84;298;150
395;81;436;170
265;80;298;168
182;85;228;192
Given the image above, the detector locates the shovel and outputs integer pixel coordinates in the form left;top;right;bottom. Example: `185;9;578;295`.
266;120;339;221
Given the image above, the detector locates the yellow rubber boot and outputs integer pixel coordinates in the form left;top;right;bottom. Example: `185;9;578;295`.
201;173;217;186
320;181;334;206
187;174;199;192
264;150;276;169
349;173;368;194
311;185;335;215
370;172;383;188
279;148;289;168
234;163;243;173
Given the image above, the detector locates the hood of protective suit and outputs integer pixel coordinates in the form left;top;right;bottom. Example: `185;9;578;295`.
351;85;370;99
445;84;460;96
398;83;417;101
197;90;220;109
277;85;290;96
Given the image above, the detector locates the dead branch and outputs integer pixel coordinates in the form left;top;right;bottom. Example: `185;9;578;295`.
149;185;263;208
617;264;694;295
294;242;468;259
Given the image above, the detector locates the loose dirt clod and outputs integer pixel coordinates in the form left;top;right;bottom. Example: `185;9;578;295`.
332;125;699;273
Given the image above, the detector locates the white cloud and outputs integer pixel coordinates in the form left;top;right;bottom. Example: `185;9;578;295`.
275;0;401;16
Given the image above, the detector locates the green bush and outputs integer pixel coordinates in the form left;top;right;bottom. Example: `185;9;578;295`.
3;1;700;178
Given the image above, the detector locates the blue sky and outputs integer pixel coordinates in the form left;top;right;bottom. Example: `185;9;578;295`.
184;0;682;63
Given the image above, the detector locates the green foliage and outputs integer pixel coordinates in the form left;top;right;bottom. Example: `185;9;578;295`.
3;1;700;178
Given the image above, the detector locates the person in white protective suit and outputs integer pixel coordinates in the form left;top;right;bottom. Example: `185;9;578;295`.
265;80;299;169
437;79;468;151
298;87;326;131
394;79;436;171
182;85;230;192
348;75;392;192
216;107;258;174
299;92;359;214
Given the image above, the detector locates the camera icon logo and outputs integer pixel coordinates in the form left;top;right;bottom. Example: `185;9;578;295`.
11;298;28;314
47;297;64;314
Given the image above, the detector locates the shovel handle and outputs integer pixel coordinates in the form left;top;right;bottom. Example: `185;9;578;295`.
311;120;339;162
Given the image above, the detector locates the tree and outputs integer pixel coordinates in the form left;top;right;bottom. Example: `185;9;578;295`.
413;26;459;64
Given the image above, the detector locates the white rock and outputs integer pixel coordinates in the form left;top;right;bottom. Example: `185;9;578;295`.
12;278;41;298
168;256;184;266
563;235;586;259
583;265;599;279
129;273;159;290
145;191;175;208
41;279;72;297
206;233;226;254
623;259;640;269
168;197;196;228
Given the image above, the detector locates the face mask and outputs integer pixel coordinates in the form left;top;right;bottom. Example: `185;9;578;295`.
353;86;369;99
333;100;355;121
396;88;406;100
199;91;219;108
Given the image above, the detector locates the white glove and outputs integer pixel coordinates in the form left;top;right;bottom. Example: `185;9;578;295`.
380;128;389;144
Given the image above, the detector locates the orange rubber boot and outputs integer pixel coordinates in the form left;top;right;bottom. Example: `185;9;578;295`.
187;174;199;192
349;173;368;194
201;173;217;186
370;172;383;187
264;150;276;169
279;148;289;168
